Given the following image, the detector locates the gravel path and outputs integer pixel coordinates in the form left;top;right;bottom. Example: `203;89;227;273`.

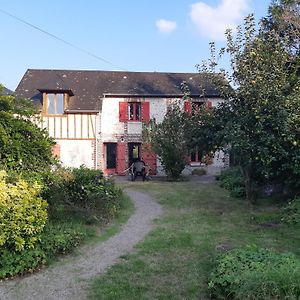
0;189;162;300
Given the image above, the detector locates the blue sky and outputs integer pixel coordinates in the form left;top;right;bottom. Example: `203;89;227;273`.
0;0;270;90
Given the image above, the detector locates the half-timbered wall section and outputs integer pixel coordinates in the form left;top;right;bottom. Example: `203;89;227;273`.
31;113;98;169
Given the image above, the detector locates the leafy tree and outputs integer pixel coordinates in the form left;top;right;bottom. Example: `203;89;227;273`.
143;103;188;180
262;0;300;56
0;85;55;177
198;14;300;200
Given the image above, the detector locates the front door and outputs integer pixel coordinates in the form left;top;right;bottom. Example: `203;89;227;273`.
106;143;117;169
128;143;141;166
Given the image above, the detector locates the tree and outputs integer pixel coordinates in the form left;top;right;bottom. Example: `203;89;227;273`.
0;85;56;177
143;103;188;180
261;0;300;56
198;14;300;200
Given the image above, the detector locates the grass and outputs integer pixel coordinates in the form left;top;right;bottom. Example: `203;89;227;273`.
88;180;300;300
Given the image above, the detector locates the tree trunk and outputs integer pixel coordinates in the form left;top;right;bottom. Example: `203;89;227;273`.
241;165;255;203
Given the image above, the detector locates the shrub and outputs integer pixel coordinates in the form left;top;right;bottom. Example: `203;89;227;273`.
0;170;48;252
281;197;300;225
209;246;300;299
191;168;207;176
0;106;56;175
217;167;246;198
0;221;87;278
44;166;123;221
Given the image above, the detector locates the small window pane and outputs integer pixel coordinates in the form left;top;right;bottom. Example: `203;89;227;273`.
56;94;64;114
47;94;55;114
129;103;134;120
136;103;141;121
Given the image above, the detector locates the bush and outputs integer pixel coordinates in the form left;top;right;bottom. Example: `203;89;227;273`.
0;220;87;278
0;170;48;252
281;197;300;225
44;166;123;222
209;246;300;299
217;167;246;198
0;109;55;175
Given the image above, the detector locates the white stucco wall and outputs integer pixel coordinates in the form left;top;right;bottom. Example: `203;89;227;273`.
57;139;95;168
100;97;168;140
101;98;125;139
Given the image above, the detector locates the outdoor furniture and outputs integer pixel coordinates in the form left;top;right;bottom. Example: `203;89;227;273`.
130;160;146;181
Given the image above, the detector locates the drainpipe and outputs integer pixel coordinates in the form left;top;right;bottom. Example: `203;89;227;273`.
95;112;99;170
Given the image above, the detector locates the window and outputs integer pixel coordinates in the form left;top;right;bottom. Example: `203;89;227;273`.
119;101;150;122
191;102;204;114
44;93;65;115
128;102;141;121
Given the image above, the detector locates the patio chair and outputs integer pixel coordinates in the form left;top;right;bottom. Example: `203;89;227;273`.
130;160;146;181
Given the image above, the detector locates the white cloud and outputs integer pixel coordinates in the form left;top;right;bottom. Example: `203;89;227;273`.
190;0;250;40
156;19;177;34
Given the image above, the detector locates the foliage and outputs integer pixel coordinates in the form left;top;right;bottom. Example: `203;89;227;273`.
0;171;48;252
0;88;56;176
262;0;300;56
0;220;87;279
217;167;246;198
198;14;300;200
44;166;123;221
89;181;300;300
183;102;221;158
143;103;188;179
209;246;300;299
281;197;300;225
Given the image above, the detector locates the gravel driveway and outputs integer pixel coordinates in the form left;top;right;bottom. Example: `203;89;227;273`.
0;189;162;300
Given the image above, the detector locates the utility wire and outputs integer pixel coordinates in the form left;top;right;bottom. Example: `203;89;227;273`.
0;8;126;71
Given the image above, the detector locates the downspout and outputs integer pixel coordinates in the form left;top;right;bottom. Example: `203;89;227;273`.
95;111;99;169
95;97;103;170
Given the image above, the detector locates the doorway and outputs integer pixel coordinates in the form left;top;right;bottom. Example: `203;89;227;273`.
106;143;117;169
128;143;141;166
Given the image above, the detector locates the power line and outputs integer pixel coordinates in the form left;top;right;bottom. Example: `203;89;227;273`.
0;8;126;71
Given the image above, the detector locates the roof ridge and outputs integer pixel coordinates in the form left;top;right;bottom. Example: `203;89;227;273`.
27;68;206;76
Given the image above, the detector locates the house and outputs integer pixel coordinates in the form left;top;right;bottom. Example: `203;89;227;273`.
1;86;13;95
15;69;226;175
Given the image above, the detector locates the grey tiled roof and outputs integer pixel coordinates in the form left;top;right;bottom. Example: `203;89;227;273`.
1;86;13;95
16;69;221;112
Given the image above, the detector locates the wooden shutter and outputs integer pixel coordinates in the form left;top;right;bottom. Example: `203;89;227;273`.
116;142;127;175
141;143;157;175
184;101;192;114
206;100;212;109
119;102;128;122
142;102;150;123
52;144;61;158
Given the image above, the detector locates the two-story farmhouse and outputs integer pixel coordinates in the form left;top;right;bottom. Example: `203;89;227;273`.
16;69;226;175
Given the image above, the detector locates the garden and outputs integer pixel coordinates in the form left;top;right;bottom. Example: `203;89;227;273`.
0;88;127;279
89;178;300;300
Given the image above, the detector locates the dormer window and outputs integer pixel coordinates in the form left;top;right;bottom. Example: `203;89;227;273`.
42;92;69;115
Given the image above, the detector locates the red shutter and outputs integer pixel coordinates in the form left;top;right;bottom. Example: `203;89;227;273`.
184;101;192;114
141;143;157;175
142;102;150;123
116;142;127;175
206;100;212;109
119;102;128;122
52;144;61;158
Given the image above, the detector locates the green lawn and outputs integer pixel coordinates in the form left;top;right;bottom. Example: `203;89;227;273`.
88;181;300;300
